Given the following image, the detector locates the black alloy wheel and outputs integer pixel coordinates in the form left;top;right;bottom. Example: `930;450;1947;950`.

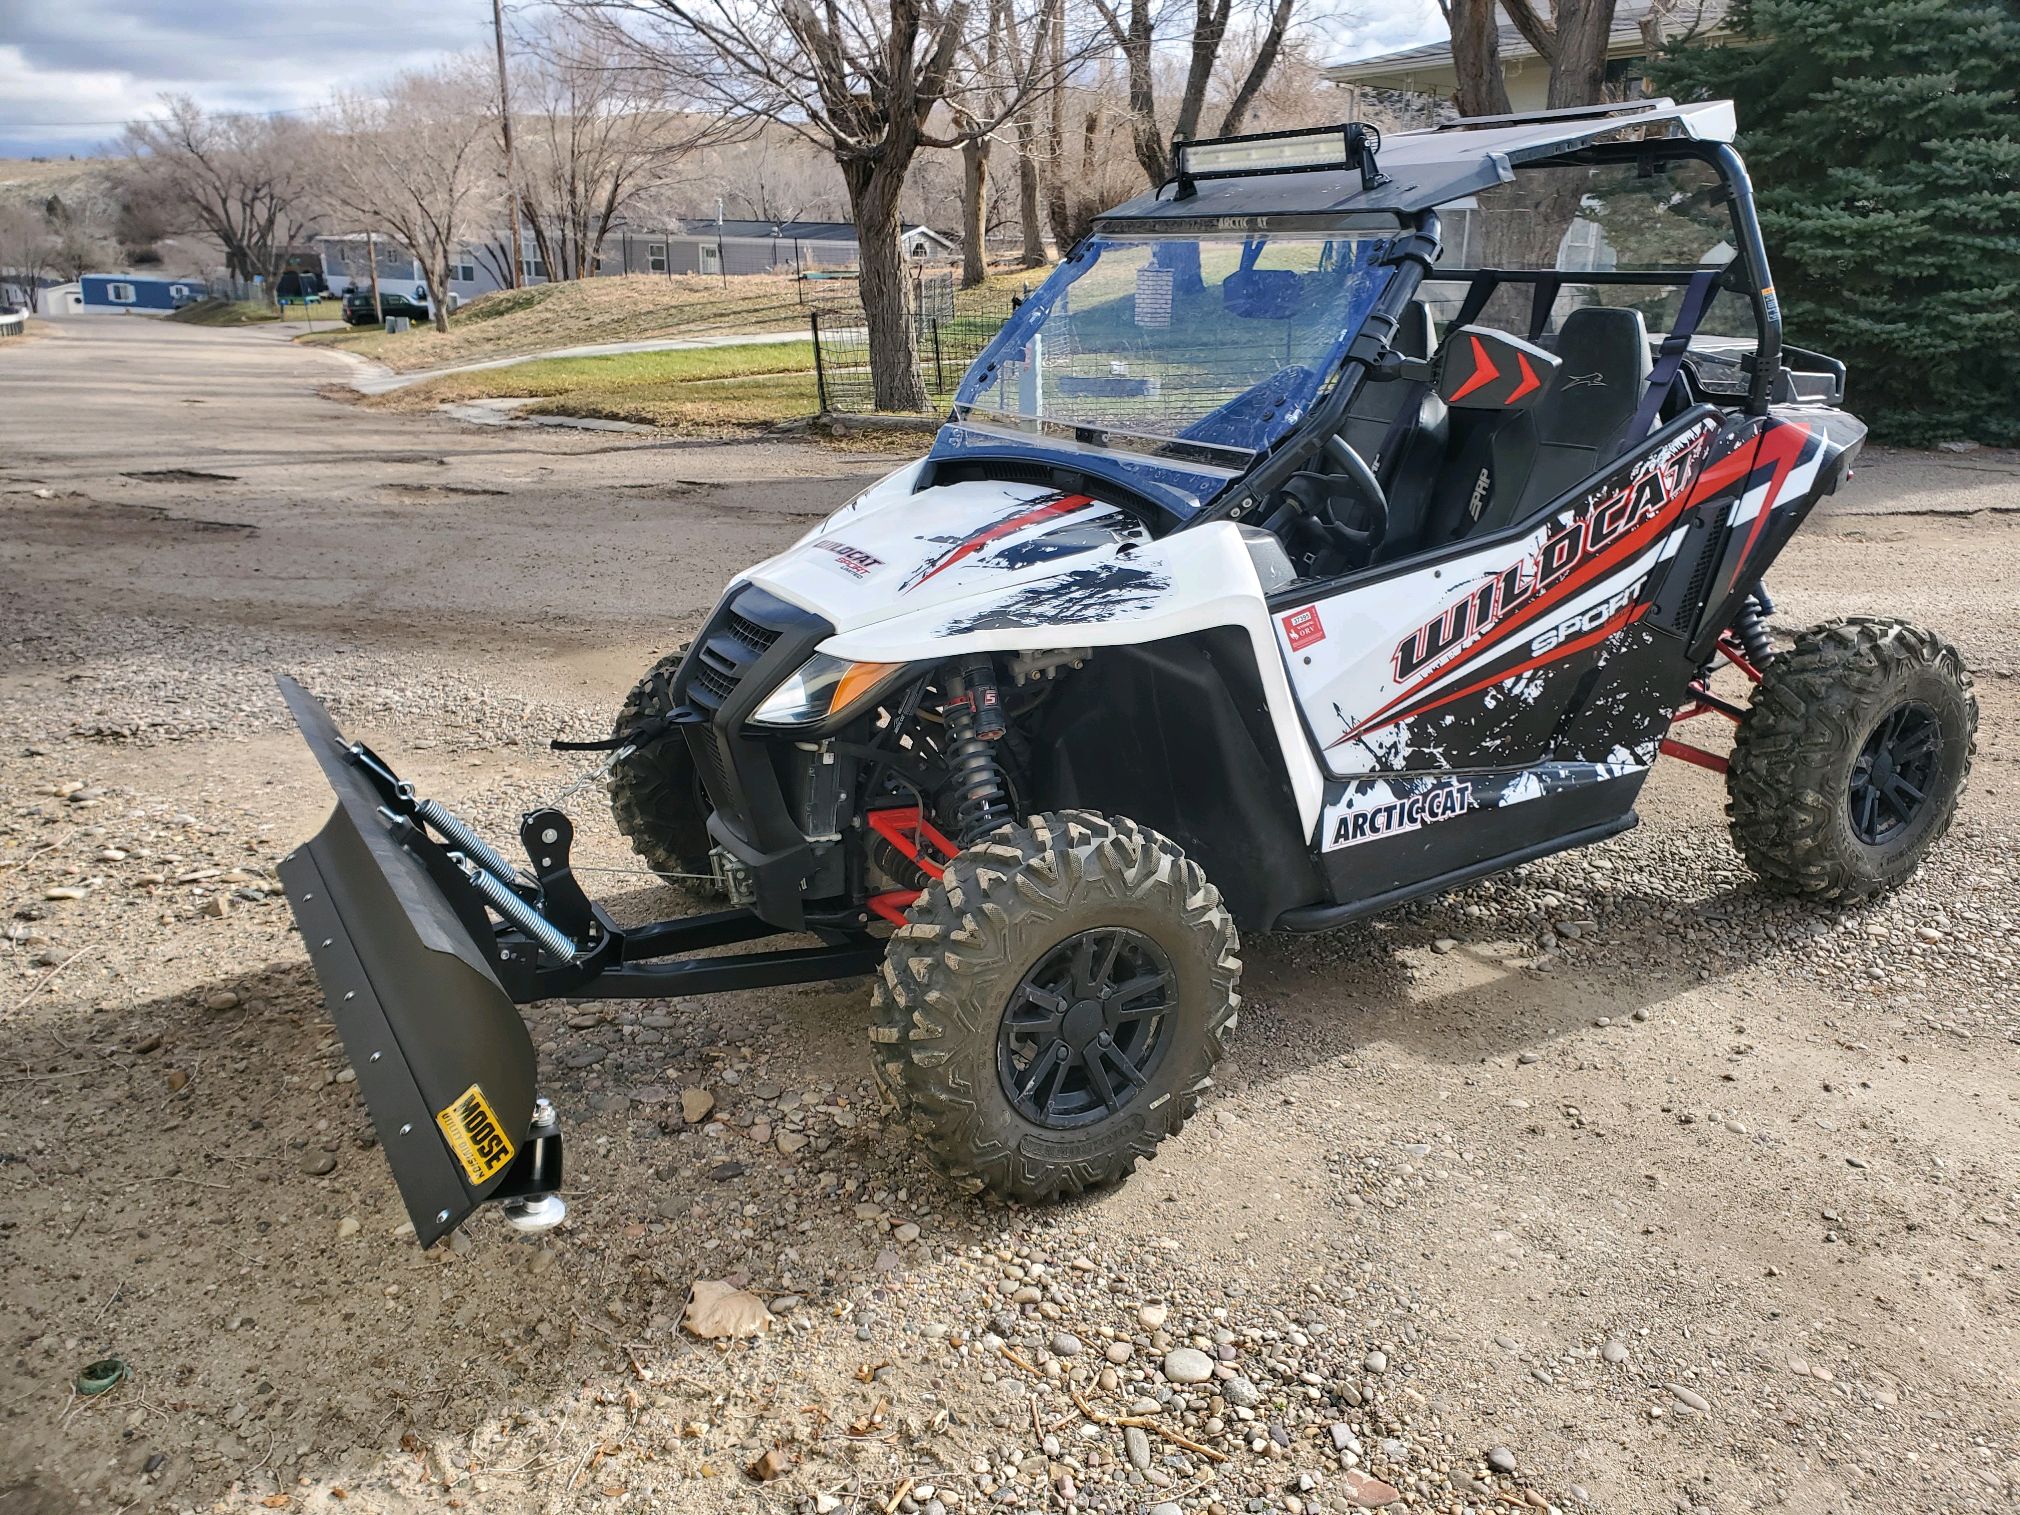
997;927;1176;1129
1727;617;1976;901
1848;701;1943;846
870;810;1240;1202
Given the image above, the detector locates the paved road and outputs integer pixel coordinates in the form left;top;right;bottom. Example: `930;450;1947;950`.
1;317;889;682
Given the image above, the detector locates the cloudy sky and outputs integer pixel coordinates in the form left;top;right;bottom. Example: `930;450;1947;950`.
0;0;1448;160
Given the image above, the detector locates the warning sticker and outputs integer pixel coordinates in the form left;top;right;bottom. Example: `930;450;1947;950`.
1282;606;1325;651
436;1083;516;1187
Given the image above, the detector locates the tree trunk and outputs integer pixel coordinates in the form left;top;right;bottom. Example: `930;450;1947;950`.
1217;0;1295;136
1016;135;1045;267
1043;21;1075;250
1548;0;1619;108
426;248;451;333
1448;0;1515;118
846;163;928;412
528;214;559;286
365;232;384;324
960;136;990;288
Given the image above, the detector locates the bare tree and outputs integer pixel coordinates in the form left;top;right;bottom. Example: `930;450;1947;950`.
953;0;1063;282
0;203;61;306
325;62;503;332
1042;57;1143;252
1093;0;1299;189
570;0;1063;411
692;131;845;224
1495;0;1622;109
1439;0;1640;115
951;12;1006;287
511;20;732;280
1439;0;1622;265
1004;0;1061;266
124;98;315;289
38;193;121;280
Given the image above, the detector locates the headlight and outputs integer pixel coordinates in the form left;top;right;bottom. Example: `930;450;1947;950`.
750;654;906;727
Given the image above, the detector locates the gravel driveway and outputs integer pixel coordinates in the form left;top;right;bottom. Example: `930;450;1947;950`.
2;318;2016;1515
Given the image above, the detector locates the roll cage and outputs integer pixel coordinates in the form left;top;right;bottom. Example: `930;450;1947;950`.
1002;98;1795;537
1209;160;1780;540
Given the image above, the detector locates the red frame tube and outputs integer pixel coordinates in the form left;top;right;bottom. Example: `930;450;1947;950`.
864;807;959;926
1659;632;1764;775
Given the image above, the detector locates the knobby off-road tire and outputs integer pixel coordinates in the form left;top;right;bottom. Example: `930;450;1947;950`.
871;810;1240;1203
1727;617;1976;902
608;649;717;886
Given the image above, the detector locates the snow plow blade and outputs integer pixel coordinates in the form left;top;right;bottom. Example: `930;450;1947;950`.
275;676;538;1247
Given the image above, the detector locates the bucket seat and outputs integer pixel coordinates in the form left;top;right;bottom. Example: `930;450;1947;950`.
1416;304;1654;547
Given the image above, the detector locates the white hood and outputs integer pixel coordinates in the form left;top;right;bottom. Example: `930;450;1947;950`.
734;461;1327;833
747;468;1157;636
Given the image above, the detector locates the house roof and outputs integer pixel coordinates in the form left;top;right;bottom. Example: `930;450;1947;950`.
1324;0;1730;85
667;218;952;245
1094;97;1737;229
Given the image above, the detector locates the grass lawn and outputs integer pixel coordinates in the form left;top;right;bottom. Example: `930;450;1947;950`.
366;339;824;435
297;262;1055;374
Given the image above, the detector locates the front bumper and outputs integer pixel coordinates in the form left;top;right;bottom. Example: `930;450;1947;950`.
673;584;838;927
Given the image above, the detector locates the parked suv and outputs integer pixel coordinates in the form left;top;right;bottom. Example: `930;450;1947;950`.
342;287;431;325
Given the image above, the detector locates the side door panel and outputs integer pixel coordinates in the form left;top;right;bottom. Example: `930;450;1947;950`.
1276;410;1737;778
1269;409;1766;900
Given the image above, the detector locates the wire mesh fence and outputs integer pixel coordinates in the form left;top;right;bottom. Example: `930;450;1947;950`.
811;282;1021;414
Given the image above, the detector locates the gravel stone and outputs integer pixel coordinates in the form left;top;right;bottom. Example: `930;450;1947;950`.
1161;1348;1215;1384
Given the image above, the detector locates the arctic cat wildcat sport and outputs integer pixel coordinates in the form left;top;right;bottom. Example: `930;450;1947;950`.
277;99;1976;1243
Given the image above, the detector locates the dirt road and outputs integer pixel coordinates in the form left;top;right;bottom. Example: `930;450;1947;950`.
2;319;2017;1515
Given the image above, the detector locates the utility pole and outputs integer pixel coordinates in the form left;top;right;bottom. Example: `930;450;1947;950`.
491;0;524;290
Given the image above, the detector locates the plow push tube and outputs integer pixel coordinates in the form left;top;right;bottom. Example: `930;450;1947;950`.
274;676;885;1246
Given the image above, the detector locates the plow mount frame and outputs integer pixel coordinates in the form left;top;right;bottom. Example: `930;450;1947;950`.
275;677;884;1246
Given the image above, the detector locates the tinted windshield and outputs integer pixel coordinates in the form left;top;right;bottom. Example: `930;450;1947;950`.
951;232;1394;467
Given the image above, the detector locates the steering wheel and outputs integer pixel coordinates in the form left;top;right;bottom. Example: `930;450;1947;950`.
1276;436;1389;573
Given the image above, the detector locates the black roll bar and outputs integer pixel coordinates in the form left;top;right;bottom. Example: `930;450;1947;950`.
1709;140;1781;416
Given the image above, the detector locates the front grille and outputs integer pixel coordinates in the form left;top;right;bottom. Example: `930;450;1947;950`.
682;602;782;716
689;654;740;707
691;725;736;807
725;611;780;659
671;583;833;882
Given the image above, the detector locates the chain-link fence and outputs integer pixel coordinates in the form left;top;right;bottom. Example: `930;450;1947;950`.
811;281;1020;414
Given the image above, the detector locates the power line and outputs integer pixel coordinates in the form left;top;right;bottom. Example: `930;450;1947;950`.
0;104;327;130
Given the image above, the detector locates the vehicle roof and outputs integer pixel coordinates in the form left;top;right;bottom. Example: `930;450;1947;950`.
1093;98;1738;231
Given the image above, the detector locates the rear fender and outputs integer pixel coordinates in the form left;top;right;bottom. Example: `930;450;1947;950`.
1687;407;1865;660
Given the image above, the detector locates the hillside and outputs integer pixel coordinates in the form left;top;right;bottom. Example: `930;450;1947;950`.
0;156;119;207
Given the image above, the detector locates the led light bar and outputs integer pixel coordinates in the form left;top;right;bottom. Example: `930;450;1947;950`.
1171;122;1387;199
1179;132;1351;178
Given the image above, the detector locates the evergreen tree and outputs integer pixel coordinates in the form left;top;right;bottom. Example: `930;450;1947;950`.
1652;0;2020;444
